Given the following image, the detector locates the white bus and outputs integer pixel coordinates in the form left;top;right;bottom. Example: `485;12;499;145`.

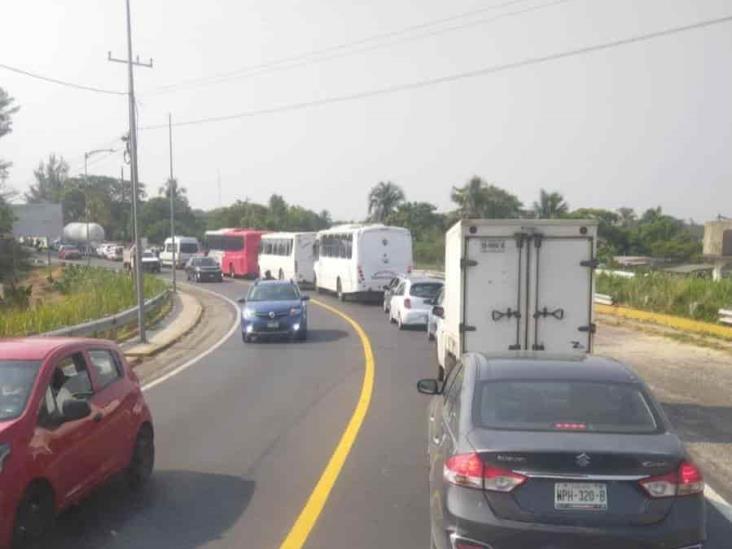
313;224;413;301
258;232;317;286
160;236;201;269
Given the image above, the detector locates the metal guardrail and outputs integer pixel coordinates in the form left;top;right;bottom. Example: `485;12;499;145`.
719;309;732;325
594;293;614;306
42;290;170;338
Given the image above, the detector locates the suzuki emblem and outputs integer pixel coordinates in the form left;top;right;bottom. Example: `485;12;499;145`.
576;453;591;467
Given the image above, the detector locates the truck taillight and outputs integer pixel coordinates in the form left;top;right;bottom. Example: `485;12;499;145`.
357;265;365;282
639;461;704;498
407;265;413;274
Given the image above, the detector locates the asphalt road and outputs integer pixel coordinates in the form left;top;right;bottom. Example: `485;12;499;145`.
45;263;732;548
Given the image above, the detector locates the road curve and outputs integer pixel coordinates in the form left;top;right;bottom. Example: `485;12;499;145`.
47;267;732;548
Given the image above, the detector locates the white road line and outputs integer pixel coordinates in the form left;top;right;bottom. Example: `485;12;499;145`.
141;283;240;392
706;485;732;523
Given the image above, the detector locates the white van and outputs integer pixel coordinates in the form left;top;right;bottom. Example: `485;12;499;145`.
160;236;201;269
313;224;413;301
258;232;317;286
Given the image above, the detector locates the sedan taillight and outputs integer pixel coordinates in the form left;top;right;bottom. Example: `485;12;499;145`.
444;453;526;492
404;298;412;309
639;460;704;498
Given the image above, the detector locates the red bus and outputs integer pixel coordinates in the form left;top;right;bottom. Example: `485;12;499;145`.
204;228;267;278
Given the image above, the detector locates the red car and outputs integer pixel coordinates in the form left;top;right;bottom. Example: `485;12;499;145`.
0;338;154;548
58;247;82;260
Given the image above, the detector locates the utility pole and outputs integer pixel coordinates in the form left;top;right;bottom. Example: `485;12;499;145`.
217;170;222;208
108;0;152;343
168;113;176;292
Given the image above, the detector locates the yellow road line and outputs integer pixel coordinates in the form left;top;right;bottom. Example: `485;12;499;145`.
279;298;375;549
597;303;732;339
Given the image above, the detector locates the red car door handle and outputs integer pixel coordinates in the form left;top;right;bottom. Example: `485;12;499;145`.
93;412;103;422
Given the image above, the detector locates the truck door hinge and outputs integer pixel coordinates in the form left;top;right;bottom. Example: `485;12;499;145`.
460;258;478;269
459;323;477;333
508;344;522;350
580;258;599;268
533;307;564;320
532;344;545;351
492;308;522;321
578;323;597;334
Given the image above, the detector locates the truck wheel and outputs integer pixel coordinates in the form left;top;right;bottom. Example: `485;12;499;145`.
337;279;345;302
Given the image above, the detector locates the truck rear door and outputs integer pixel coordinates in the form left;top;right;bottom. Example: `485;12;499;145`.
463;236;526;353
528;235;594;352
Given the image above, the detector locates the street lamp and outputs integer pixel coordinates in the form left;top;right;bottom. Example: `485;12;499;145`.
84;148;116;265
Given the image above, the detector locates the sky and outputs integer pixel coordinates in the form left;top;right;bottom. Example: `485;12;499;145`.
1;0;731;222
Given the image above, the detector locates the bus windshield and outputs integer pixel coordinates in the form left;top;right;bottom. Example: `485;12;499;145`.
207;234;245;251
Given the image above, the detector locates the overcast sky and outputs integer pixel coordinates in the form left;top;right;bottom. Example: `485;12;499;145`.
1;0;731;222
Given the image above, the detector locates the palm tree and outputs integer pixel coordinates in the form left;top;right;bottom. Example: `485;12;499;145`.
451;176;484;218
533;189;569;219
616;207;636;227
367;181;405;222
451;177;522;219
158;178;186;199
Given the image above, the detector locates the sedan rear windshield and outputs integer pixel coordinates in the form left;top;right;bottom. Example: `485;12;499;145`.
410;283;443;298
0;360;42;421
247;285;300;301
195;257;219;267
475;380;659;434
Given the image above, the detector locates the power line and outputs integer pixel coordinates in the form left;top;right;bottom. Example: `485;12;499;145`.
140;13;732;131
143;0;548;95
0;63;125;96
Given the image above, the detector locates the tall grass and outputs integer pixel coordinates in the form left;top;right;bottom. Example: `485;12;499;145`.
0;265;167;337
597;272;732;322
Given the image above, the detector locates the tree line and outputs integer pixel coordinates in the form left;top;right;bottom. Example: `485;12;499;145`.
367;177;702;266
1;83;702;286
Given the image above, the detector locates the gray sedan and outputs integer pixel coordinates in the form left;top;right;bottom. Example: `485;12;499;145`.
417;353;706;549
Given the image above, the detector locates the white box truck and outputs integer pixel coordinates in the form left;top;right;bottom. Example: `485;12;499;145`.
436;219;598;379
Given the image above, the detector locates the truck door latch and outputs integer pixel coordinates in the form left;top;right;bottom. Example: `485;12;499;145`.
533;307;565;320
459;323;477;333
491;308;522;321
460;258;478;268
578;323;596;333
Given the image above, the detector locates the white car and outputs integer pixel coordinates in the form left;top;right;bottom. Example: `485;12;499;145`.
388;277;444;330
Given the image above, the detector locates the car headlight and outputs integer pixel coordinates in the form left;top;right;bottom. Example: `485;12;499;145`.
242;308;256;320
0;443;10;473
289;307;303;317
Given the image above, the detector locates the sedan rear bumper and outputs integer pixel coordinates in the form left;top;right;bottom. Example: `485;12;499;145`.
435;486;705;549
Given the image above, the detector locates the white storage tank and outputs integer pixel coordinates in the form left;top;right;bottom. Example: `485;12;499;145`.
63;222;105;243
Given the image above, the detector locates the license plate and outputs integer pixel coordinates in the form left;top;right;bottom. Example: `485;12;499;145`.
554;482;607;511
266;321;279;329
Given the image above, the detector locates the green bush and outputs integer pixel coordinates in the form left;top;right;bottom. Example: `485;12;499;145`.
0;265;167;337
597;272;732;322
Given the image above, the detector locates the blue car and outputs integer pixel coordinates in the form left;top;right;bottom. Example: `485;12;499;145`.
239;280;309;342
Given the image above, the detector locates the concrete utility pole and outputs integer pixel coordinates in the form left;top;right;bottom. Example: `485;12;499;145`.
108;0;152;343
168;113;176;292
84;148;115;266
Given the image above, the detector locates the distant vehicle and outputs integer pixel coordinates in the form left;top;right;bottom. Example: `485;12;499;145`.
258;232;317;286
62;222;105;244
185;256;223;283
426;286;445;342
205;228;267;278
58;246;82;260
0;338;154;548
238;280;310;342
313;224;413;301
123;247;161;273
107;245;124;262
160;236;201;269
438;219;598;380
388;277;443;329
417;353;706;549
